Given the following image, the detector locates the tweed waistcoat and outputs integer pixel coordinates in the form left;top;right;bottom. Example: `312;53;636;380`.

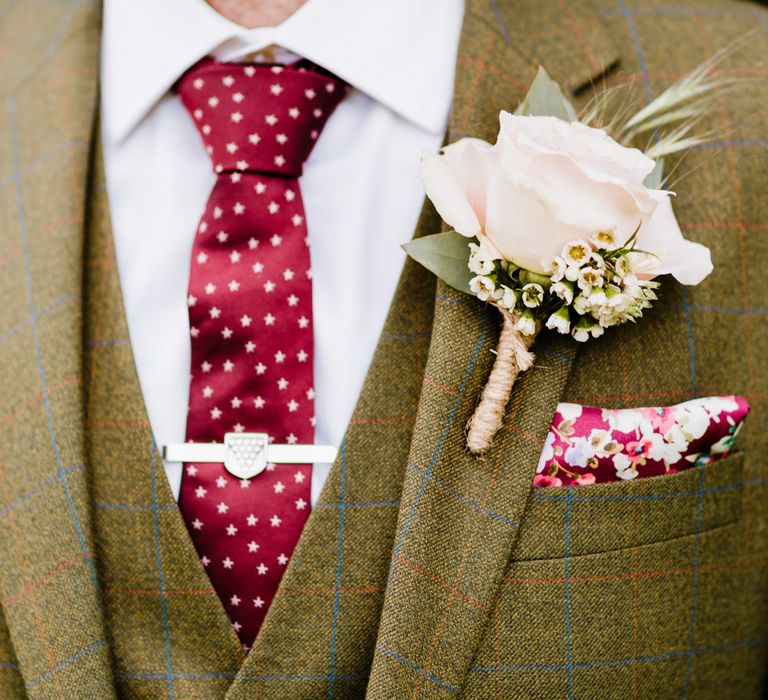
1;0;767;698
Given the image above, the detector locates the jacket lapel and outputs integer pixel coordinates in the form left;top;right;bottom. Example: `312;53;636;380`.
0;0;116;695
366;1;620;696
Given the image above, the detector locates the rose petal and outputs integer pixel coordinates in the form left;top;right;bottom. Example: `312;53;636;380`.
420;150;480;238
499;112;655;185
421;138;494;238
637;198;713;285
484;174;587;273
503;153;644;238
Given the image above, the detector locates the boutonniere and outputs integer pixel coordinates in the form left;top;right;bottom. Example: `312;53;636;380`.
405;65;724;455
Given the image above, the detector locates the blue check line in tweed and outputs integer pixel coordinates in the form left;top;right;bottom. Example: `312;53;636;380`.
621;6;702;698
94;502;177;511
314;501;401;510
150;435;175;699
469;636;768;673
564;488;574;699
407;465;520;527
600;5;767;21
535;346;575;366
434;293;489;311
87;338;132;347
122;671;369;682
93;501;399;512
690;140;768;150
489;0;512;43
0;294;80;345
388;310;490;581
682;465;708;698
618;0;699;399
27;639;108;688
374;645;458;694
380;331;432;340
680;285;698;397
0;464;85;518
10;97;99;589
664;305;768;315
328;438;348;698
0;140;88;191
532;478;743;502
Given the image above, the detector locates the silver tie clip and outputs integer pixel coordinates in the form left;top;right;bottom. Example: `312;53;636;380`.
162;432;338;480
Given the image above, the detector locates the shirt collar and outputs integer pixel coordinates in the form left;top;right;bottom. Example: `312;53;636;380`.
102;0;464;144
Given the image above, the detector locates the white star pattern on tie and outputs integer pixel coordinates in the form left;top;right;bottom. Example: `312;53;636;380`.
177;58;347;650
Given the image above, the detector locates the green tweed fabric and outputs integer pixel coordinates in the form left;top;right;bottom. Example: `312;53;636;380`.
0;0;767;698
0;1;115;698
85;139;438;699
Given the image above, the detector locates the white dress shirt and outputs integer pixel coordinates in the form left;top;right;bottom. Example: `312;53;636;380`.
100;0;464;502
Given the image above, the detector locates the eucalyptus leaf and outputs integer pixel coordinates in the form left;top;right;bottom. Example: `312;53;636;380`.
402;230;473;295
643;158;665;189
514;66;578;122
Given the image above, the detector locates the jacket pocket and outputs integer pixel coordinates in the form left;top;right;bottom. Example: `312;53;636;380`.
512;451;744;561
467;516;750;699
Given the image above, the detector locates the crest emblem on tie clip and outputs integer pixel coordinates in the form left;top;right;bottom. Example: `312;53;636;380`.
223;432;269;479
162;434;338;476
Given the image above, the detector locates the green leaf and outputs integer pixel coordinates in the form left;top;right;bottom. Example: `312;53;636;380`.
520;270;552;288
514;66;578;122
402;231;473;295
643;158;665;189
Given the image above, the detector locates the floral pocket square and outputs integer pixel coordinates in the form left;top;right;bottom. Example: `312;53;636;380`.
535;396;749;487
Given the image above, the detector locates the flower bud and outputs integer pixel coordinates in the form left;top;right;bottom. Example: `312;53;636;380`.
515;308;537;336
545;306;571;334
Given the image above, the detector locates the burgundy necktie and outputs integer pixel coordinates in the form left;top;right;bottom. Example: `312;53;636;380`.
176;59;346;649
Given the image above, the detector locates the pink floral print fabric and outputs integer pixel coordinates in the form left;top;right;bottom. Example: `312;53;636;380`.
535;396;749;487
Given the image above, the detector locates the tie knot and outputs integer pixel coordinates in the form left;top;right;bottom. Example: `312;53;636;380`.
178;59;347;177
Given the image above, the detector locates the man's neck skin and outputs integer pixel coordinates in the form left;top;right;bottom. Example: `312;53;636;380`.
207;0;308;28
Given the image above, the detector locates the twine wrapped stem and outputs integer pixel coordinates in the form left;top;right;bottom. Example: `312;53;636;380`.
465;307;538;455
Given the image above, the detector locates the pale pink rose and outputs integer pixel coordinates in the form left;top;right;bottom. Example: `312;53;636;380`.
421;113;712;284
533;474;563;488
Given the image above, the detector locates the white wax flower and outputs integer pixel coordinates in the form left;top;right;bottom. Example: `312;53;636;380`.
521;283;545;308
469;275;496;301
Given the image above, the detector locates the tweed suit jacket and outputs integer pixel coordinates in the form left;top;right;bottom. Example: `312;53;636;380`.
1;0;768;697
